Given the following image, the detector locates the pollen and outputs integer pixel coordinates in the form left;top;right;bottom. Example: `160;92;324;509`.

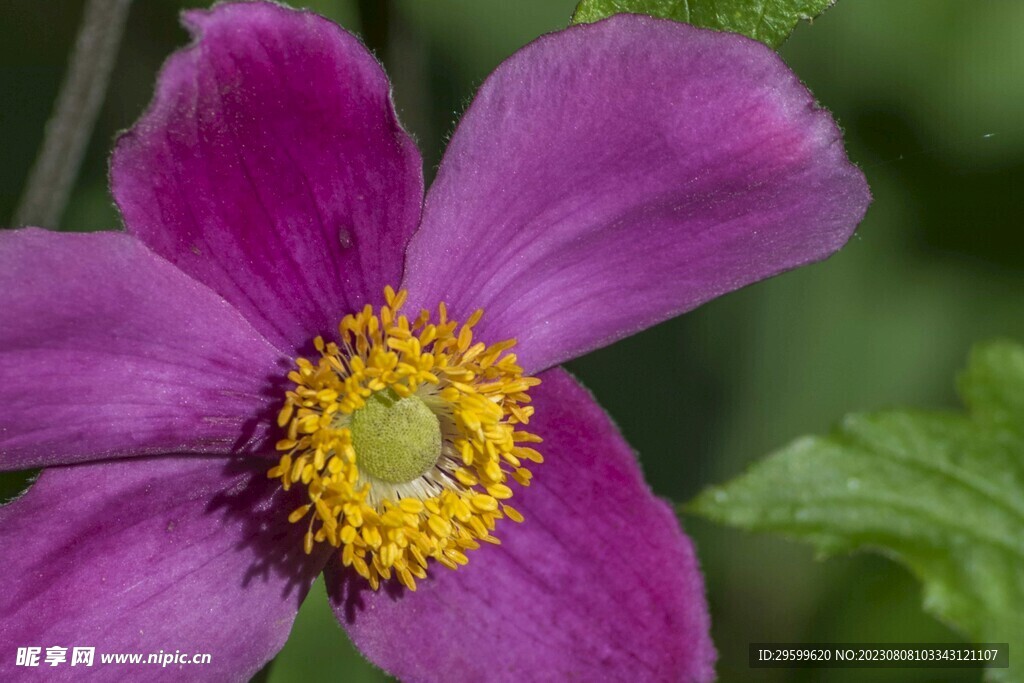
268;286;542;591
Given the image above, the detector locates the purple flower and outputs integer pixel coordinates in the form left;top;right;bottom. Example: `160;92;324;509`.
0;2;868;681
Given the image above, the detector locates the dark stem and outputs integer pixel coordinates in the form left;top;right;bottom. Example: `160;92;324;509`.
12;0;133;229
356;0;391;66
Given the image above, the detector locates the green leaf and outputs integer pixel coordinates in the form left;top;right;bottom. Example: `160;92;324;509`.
571;0;836;48
689;340;1024;682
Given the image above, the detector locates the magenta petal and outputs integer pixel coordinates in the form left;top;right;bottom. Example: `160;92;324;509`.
326;368;715;682
111;1;423;353
402;16;870;373
0;229;284;470
0;455;326;682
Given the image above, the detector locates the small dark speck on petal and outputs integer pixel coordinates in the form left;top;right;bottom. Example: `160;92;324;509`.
190;244;202;256
166;520;176;532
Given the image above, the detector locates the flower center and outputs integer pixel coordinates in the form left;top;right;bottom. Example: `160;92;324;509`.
349;389;441;484
268;287;542;592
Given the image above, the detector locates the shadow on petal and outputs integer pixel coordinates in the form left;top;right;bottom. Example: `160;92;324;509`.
0;453;327;681
325;556;410;624
208;452;333;605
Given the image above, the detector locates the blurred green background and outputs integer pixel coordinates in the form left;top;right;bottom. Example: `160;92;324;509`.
3;1;1023;681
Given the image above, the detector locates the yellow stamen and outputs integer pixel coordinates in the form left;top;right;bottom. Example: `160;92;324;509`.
268;288;541;590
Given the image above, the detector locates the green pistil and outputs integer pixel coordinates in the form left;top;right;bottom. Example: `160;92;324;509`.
349;389;442;484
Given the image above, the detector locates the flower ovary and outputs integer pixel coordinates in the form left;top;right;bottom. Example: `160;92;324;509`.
350;389;441;484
